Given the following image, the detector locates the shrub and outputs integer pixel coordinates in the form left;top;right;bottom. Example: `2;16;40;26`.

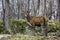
0;20;9;34
10;19;28;34
0;19;28;34
0;19;59;34
0;20;4;33
48;20;58;32
48;20;58;27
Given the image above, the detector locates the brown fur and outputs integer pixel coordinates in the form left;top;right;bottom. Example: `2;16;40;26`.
27;16;48;26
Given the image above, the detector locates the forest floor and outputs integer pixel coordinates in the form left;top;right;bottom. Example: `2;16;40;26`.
0;34;11;40
0;34;60;40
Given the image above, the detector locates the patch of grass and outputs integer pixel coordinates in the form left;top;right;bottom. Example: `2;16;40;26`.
2;34;50;40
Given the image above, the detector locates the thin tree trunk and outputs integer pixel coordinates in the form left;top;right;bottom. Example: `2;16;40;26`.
2;0;5;28
58;0;60;25
38;0;40;15
44;0;46;16
4;0;12;34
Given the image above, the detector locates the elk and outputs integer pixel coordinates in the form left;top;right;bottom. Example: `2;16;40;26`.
25;14;48;26
25;14;48;36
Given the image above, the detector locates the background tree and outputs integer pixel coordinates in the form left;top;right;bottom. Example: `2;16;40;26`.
2;0;12;34
58;0;60;25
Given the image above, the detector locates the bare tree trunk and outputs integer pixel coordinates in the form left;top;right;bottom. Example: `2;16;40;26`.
2;0;5;28
17;0;22;19
27;0;30;14
4;0;12;34
41;0;48;36
37;0;40;16
58;0;60;25
44;0;47;36
49;1;52;19
44;0;46;16
39;0;44;16
26;0;30;22
32;0;35;16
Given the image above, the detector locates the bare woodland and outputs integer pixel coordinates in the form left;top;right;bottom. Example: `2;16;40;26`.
0;0;60;37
